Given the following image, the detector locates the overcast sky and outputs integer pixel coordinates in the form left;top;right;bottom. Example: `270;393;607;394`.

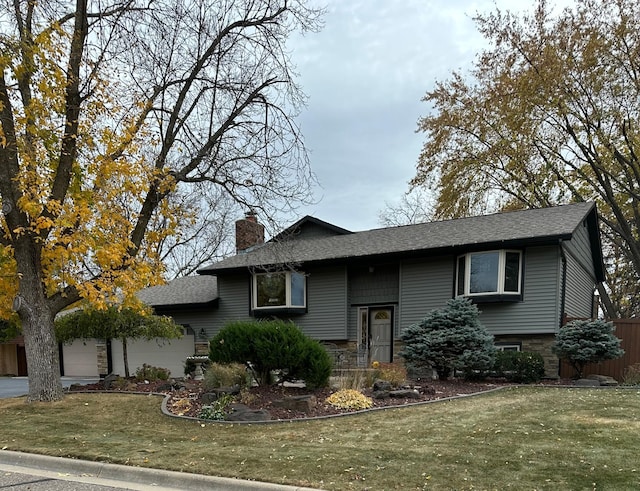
287;0;543;232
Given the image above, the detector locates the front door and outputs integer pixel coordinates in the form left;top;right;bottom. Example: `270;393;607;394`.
370;308;392;363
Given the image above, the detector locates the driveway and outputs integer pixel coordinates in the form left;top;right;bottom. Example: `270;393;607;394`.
0;377;99;398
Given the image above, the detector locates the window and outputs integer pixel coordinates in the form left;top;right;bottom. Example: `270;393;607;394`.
456;250;522;297
253;271;306;310
496;343;521;352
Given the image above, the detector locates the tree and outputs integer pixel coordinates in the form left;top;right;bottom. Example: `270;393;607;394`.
413;0;640;317
399;297;496;380
552;319;624;379
378;188;435;227
0;0;323;402
56;305;183;378
209;320;332;388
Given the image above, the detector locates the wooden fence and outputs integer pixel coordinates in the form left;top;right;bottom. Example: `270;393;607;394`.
559;318;640;381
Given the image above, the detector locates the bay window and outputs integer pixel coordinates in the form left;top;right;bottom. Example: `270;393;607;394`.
253;271;306;310
456;250;522;298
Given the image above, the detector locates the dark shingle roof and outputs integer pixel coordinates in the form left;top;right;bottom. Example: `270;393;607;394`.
136;275;218;307
198;202;600;274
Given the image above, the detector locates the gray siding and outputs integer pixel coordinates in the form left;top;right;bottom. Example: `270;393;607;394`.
479;246;562;335
167;311;219;335
207;275;251;337
296;266;348;340
398;257;455;335
348;264;399;305
563;223;597;317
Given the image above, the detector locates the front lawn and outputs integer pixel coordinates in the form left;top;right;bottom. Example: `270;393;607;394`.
1;387;638;490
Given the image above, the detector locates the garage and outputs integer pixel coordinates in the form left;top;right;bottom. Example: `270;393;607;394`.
110;334;195;379
61;339;99;377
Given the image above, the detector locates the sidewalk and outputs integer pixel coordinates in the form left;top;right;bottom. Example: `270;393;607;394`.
0;450;320;491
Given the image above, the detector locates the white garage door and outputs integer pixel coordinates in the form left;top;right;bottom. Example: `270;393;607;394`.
110;335;195;378
62;339;99;377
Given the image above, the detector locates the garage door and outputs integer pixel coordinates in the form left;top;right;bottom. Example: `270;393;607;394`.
110;335;195;378
62;339;99;377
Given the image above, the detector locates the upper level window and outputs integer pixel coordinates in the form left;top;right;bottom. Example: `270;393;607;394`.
456;250;522;297
253;271;306;310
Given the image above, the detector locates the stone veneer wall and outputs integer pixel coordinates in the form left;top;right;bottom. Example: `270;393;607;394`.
96;341;108;376
324;335;559;378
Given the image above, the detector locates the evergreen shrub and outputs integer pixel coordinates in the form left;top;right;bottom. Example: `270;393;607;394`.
400;297;496;380
552;319;624;379
209;320;332;387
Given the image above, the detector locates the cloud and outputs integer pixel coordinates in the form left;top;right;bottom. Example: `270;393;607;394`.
287;0;539;231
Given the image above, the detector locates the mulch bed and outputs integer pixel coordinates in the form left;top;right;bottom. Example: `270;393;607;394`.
67;377;572;422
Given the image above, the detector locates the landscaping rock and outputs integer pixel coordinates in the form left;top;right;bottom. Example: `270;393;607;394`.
575;379;601;387
587;374;619;386
225;404;271;422
201;392;219;404
272;395;317;413
373;380;393;392
102;373;118;390
389;389;421;399
372;390;390;399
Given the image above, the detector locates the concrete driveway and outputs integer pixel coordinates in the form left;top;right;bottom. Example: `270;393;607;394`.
0;377;99;398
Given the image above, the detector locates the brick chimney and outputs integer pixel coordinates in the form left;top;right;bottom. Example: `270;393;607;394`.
235;211;265;252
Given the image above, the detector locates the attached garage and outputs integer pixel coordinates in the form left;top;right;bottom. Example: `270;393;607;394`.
61;339;100;377
110;334;195;378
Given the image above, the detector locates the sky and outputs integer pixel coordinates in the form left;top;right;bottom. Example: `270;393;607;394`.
288;0;542;232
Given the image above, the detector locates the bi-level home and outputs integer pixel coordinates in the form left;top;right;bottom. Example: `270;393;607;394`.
54;202;603;378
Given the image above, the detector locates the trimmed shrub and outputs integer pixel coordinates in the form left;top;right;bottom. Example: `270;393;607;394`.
400;297;496;380
134;364;170;381
493;351;545;383
209;320;332;387
203;362;250;391
552;319;624;379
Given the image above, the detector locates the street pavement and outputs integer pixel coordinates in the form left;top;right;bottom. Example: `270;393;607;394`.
0;376;99;398
0;379;319;490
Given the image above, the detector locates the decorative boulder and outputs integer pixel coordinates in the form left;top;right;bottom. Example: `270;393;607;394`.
373;380;393;392
225;404;271;422
272;395;317;413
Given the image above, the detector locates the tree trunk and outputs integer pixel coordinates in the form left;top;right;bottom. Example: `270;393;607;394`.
15;294;64;402
122;338;130;378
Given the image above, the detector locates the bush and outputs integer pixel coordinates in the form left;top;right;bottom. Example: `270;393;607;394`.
325;389;373;410
203;362;250;391
552;319;624;378
400;297;496;380
209;320;332;387
373;362;407;387
622;363;640;386
198;394;235;421
493;351;545;383
134;364;170;381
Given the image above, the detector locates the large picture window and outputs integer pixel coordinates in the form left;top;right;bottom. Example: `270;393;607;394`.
456;250;522;297
253;271;306;310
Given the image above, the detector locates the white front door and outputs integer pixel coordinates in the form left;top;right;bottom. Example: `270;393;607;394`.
370;308;392;363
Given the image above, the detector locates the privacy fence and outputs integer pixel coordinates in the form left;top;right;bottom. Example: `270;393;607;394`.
559;318;640;381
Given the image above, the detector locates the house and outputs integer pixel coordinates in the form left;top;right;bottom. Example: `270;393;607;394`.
196;202;604;377
55;202;604;378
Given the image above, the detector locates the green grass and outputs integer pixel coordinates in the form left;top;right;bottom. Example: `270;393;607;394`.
1;387;639;490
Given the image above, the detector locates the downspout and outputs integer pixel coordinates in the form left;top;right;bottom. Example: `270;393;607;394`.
559;240;568;330
558;240;568;379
